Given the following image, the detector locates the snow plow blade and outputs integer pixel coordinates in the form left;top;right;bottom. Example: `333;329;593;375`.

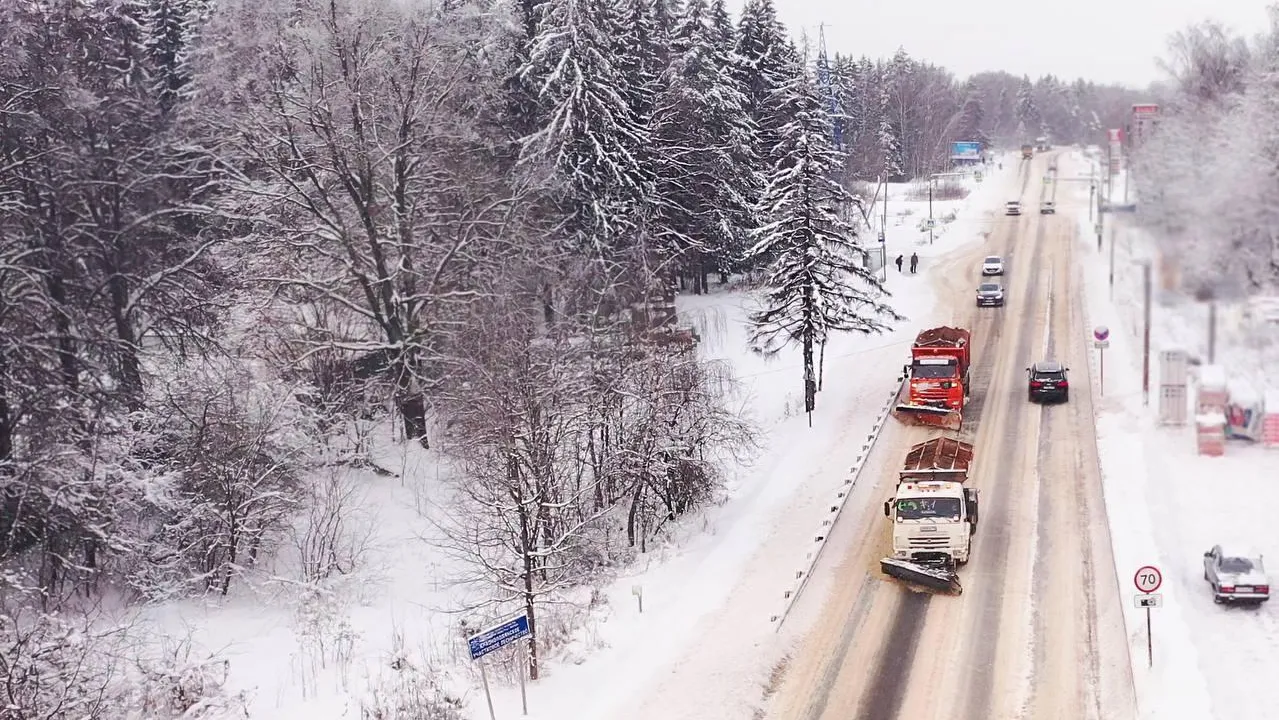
880;558;963;595
891;403;963;431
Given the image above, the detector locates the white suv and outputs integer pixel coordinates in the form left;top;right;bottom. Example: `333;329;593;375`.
981;255;1004;276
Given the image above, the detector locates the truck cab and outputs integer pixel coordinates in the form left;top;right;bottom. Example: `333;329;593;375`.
906;356;965;410
885;481;979;566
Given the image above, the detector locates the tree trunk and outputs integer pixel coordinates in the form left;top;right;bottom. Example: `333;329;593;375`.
399;394;428;448
626;477;644;548
44;274;80;392
0;355;11;465
107;274;144;410
515;454;540;680
817;340;826;392
802;329;816;417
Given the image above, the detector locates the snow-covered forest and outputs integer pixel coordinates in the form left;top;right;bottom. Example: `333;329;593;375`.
1133;10;1279;294
828;55;1140;181
1;0;1145;714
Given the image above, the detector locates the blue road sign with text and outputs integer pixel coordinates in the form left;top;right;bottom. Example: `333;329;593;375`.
950;141;981;159
467;615;530;661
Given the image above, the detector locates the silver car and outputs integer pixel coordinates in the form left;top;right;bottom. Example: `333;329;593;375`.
1203;545;1270;604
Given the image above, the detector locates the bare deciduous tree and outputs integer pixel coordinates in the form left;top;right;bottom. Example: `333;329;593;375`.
197;0;524;449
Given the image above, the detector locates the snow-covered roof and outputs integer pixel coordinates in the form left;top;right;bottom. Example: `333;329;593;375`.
1200;364;1227;389
1218;545;1264;561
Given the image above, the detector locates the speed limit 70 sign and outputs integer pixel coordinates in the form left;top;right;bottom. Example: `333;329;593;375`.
1134;566;1162;593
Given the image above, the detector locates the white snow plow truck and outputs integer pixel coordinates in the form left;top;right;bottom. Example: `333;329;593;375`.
880;436;979;595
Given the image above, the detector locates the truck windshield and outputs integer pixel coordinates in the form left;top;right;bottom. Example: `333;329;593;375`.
896;497;962;520
912;364;957;379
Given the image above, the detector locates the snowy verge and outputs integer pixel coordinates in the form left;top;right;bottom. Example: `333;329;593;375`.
1068;151;1214;720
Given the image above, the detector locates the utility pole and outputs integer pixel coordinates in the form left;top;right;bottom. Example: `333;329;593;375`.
1142;261;1152;406
928;179;934;244
1124;123;1133;204
1208;300;1217;363
1109;224;1116;298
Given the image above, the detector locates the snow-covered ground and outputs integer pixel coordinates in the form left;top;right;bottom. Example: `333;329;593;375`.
1072;150;1279;720
133;158;1021;720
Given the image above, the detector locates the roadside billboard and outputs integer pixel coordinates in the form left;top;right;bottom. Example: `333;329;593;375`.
1131;104;1159;148
949;141;982;160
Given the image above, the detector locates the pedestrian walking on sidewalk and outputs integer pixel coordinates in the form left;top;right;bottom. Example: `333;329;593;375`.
895;254;904;272
909;252;919;274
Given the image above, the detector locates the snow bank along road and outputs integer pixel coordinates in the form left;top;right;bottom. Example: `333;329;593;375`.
765;152;1136;720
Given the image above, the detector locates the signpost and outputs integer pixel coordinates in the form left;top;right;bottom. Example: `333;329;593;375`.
1093;326;1110;394
1134;565;1162;668
467;615;532;719
1134;566;1161;592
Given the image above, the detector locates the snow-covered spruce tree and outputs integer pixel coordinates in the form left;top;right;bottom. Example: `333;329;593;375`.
841;56;884;180
520;0;652;307
1015;74;1041;138
877;72;905;182
648;0;759;292
733;0;795;250
953;78;989;148
746;56;901;418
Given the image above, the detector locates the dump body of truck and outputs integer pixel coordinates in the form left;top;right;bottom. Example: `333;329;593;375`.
1021;144;1033;159
892;326;972;430
881;437;980;594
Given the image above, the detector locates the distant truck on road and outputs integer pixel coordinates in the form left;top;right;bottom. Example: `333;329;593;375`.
1021;144;1033;159
881;437;980;594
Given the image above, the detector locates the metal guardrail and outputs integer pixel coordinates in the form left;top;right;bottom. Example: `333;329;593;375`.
770;370;909;630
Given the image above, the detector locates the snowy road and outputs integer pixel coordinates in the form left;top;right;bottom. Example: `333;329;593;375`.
764;152;1137;720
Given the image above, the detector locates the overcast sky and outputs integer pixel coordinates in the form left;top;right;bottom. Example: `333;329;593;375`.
727;0;1273;88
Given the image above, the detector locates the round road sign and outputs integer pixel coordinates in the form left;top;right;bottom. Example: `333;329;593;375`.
1094;325;1110;342
1134;566;1162;593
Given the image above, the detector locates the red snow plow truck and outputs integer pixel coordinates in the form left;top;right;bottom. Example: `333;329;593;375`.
891;326;972;431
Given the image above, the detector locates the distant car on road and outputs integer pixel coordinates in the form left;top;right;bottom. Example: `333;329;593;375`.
1040;201;1056;214
1026;361;1069;403
981;255;1004;276
1005;201;1021;216
975;282;1004;307
1203;545;1270;605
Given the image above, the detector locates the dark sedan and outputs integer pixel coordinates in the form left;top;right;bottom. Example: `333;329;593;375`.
976;282;1004;307
1027;361;1069;403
